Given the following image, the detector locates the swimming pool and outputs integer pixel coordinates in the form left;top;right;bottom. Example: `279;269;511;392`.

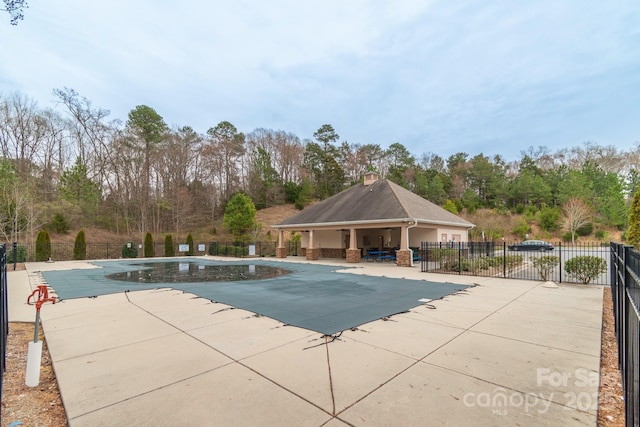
41;259;471;335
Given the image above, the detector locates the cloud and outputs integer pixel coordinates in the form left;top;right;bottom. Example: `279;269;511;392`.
1;0;638;160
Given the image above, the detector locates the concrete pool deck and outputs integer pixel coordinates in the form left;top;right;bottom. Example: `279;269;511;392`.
8;257;603;426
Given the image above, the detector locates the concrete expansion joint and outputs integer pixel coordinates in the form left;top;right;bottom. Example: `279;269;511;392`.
324;334;337;416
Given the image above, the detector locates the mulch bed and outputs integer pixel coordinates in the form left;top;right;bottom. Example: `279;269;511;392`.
597;286;625;426
1;322;67;426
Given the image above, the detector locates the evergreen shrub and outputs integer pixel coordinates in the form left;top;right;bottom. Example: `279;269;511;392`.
35;230;52;261
122;242;138;258
73;230;87;260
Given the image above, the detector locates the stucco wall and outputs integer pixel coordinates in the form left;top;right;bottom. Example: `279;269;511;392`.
301;230;345;248
402;227;469;247
299;226;469;250
409;227;438;246
435;227;469;243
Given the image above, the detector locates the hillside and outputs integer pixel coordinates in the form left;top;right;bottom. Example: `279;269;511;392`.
46;204;306;245
256;204;305;238
41;204;620;245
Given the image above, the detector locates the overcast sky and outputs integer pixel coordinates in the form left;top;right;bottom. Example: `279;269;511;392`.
1;1;639;161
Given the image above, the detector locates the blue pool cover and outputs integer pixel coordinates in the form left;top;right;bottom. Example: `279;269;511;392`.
40;259;471;335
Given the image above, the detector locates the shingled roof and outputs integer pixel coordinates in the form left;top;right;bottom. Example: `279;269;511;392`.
274;179;474;228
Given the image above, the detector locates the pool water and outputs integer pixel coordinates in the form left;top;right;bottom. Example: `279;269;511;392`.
105;262;292;283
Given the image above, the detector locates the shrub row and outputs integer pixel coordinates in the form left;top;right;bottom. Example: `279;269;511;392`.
432;249;525;273
432;249;606;284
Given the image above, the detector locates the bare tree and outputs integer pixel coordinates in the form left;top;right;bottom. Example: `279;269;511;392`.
199;142;224;219
53;88;117;188
0;92;45;178
244;128;275;192
33;108;68;201
54;88;108;163
466;209;507;241
562;198;591;244
621;142;640;178
419;152;446;173
565;141;625;173
155;126;202;233
245;128;304;185
2;0;27;25
0;159;37;242
100;130;147;234
519;145;562;171
273;130;304;184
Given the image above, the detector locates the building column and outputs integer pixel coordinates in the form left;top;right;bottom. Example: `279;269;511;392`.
396;225;411;267
346;227;361;263
399;225;408;250
306;229;320;260
276;230;287;258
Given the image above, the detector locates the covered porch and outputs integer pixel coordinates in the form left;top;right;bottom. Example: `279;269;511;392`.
274;220;468;267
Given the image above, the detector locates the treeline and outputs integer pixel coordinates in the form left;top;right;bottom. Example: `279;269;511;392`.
1;89;638;242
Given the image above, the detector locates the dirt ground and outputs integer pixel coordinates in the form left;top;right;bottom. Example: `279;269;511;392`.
0;285;626;427
1;323;67;427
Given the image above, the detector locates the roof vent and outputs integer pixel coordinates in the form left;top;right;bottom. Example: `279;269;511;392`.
363;172;379;186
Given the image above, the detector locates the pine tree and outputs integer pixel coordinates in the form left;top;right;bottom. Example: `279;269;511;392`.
627;187;640;247
223;193;257;242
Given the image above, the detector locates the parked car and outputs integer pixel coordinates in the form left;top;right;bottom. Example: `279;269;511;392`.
508;240;554;251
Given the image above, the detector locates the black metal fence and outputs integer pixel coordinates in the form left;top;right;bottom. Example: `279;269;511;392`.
207;241;301;258
3;240;302;262
610;243;640;427
420;241;611;285
1;244;8;402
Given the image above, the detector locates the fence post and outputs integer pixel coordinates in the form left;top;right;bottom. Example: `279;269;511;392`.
1;244;7;396
616;244;625;369
622;245;632;425
621;245;629;377
12;241;17;271
458;241;462;274
558;242;562;283
503;241;506;277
